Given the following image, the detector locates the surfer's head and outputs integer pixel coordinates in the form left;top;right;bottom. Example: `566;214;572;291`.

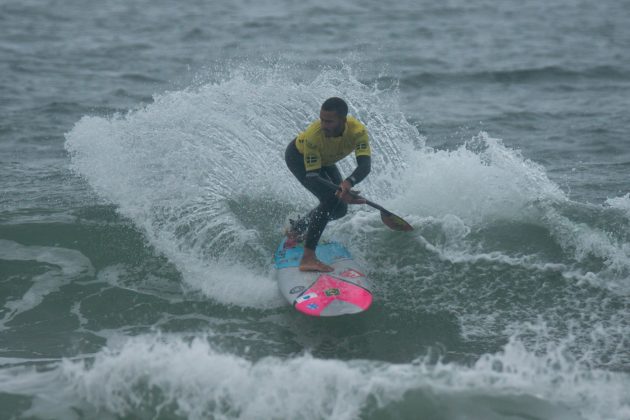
320;97;347;137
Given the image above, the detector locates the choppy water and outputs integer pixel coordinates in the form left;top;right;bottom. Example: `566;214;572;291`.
1;0;629;419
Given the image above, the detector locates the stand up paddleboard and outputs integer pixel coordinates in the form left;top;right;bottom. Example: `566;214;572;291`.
274;237;372;316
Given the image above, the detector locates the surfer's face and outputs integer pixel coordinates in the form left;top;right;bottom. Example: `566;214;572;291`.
320;110;346;138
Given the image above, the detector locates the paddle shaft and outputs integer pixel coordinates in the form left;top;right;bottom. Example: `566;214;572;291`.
361;198;394;216
313;176;413;231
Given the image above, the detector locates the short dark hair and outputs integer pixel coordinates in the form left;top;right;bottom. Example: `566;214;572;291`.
321;97;348;118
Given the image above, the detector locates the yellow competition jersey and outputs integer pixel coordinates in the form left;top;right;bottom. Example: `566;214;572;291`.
295;116;371;171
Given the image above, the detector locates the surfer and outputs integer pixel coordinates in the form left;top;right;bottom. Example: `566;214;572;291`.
285;97;371;272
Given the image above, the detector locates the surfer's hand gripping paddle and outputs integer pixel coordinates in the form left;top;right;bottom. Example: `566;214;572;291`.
335;180;366;205
317;178;413;232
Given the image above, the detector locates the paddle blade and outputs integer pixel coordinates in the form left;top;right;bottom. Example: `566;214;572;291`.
380;211;413;231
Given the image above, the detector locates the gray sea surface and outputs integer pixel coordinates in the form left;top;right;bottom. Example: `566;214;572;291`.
1;0;629;419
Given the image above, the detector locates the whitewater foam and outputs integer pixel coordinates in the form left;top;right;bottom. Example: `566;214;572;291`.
0;332;626;420
393;132;566;225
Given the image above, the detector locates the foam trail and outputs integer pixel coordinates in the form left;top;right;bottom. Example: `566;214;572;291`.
0;239;94;328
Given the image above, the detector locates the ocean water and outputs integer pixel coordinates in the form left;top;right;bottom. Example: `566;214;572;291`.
1;0;629;419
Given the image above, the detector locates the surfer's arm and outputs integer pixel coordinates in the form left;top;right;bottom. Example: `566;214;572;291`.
345;155;371;186
346;128;371;186
337;156;370;204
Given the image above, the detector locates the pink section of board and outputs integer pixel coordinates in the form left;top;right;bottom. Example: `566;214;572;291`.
294;274;372;316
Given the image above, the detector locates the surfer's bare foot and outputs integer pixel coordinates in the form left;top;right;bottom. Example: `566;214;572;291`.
300;248;333;272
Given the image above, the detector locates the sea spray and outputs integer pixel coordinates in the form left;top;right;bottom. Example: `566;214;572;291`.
65;64;418;307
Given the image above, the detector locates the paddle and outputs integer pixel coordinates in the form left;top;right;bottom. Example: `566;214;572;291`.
317;178;413;232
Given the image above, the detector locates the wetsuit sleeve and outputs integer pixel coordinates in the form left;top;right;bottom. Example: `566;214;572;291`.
346;156;371;186
346;127;371;185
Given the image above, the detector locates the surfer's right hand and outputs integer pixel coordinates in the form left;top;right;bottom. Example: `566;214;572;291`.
336;180;363;204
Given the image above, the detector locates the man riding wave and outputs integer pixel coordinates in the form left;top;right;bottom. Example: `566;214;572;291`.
284;97;371;272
